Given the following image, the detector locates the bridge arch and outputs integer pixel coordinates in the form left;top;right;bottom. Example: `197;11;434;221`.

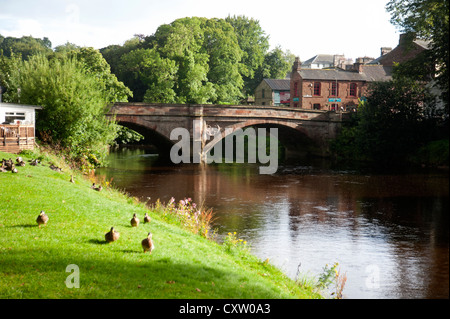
116;120;175;159
202;119;320;160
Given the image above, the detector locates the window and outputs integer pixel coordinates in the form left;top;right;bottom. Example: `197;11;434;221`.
313;82;321;96
294;82;298;96
331;82;339;96
350;83;357;97
262;89;265;98
5;112;26;124
313;103;321;110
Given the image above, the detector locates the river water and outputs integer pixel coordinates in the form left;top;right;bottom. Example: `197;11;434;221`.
96;147;449;299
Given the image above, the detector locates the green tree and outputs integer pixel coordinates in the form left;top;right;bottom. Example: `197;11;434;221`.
202;18;244;103
386;0;449;114
331;78;436;165
3;54;118;166
64;47;132;103
119;48;178;103
225;15;270;96
0;35;52;60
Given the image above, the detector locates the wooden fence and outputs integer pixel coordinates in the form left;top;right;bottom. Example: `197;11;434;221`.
0;124;36;153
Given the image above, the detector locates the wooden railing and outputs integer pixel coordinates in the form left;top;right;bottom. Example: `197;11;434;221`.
0;124;36;153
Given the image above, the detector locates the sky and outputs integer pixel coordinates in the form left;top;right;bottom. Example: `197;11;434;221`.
0;0;401;62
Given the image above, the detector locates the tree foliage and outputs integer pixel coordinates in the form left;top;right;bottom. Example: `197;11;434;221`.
1;54;119;167
101;16;291;104
331;78;438;165
0;34;52;60
386;0;449;114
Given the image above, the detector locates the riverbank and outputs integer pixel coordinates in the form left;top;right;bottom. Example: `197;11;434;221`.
0;149;322;299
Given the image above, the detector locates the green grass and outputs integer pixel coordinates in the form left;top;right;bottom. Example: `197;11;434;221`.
0;149;321;299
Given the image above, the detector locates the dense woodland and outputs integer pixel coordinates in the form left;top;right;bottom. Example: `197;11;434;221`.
0;0;448;169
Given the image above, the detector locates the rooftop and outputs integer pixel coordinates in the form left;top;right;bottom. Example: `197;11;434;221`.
263;78;290;91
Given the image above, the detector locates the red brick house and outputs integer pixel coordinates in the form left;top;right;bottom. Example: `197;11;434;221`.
289;57;392;110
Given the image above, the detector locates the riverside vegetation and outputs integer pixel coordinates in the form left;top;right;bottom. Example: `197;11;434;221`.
1;147;347;299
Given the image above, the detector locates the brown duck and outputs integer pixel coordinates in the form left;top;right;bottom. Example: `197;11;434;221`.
141;232;155;254
36;211;49;228
130;213;140;227
144;212;151;224
105;227;120;243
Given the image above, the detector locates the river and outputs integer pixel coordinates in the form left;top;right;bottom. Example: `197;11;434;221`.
96;147;449;299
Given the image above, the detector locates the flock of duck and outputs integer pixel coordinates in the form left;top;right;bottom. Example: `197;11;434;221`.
3;156;155;254
104;213;154;254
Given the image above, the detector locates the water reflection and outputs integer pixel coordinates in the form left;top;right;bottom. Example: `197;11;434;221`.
97;148;449;299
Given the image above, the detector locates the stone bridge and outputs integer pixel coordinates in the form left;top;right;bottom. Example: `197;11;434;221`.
107;103;348;162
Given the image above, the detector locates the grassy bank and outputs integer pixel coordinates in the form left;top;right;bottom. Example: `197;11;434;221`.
0;149;321;299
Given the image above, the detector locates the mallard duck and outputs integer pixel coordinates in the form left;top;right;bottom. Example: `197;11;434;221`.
144;212;151;224
36;211;49;228
130;213;139;227
105;227;120;243
141;232;154;254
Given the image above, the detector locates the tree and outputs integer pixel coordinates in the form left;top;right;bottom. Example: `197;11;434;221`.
3;54;119;166
0;35;52;60
225;15;270;96
386;0;449;114
119;48;178;103
64;47;132;103
331;78;436;165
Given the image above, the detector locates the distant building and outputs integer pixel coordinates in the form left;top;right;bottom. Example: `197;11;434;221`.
289;33;431;111
254;78;290;106
301;54;354;70
289;57;391;111
368;32;430;66
0;103;41;153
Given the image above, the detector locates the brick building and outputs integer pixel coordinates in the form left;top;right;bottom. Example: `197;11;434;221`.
254;78;290;106
289;57;391;110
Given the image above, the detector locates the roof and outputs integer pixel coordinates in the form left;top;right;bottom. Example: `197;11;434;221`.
0;102;42;110
263;79;290;91
360;65;393;81
298;66;391;82
302;54;335;67
299;68;365;81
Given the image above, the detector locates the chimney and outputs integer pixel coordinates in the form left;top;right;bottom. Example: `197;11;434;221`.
292;56;301;72
381;47;392;56
353;57;364;73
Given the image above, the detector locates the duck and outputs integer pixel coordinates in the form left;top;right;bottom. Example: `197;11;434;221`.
105;227;120;243
49;164;62;172
144;212;151;224
16;157;23;163
30;159;40;166
36;211;49;228
4;159;13;171
141;232;155;254
130;213;140;227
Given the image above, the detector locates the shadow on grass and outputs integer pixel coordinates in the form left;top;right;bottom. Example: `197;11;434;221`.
7;224;38;228
87;239;108;245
